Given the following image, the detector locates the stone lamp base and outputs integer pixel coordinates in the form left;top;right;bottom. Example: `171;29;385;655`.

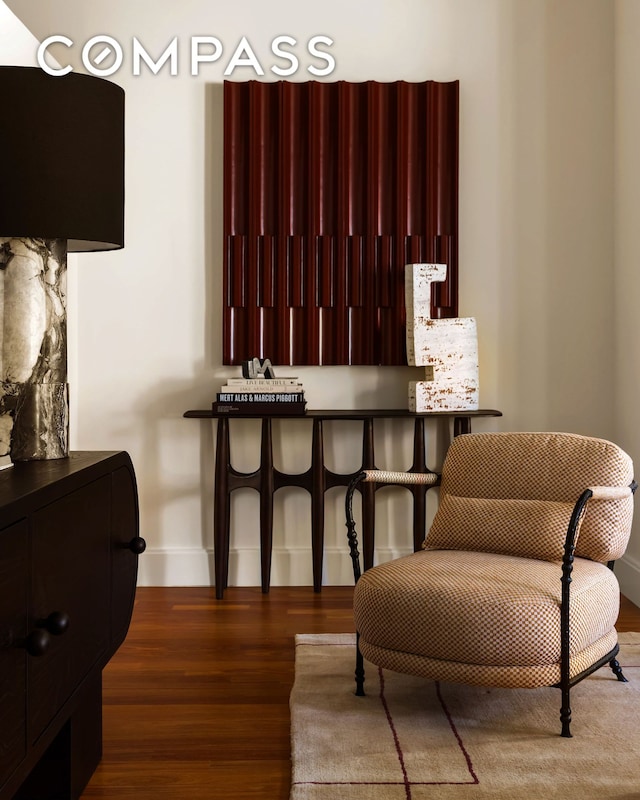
0;237;68;461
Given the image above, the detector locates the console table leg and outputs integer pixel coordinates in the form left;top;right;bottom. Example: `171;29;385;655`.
214;417;231;600
361;418;376;571
454;416;471;436
412;418;427;552
260;418;274;594
311;418;325;592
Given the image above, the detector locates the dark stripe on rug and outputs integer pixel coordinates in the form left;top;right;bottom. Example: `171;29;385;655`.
378;666;412;799
435;680;479;785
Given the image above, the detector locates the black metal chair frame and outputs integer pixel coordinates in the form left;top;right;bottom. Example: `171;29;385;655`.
345;470;637;737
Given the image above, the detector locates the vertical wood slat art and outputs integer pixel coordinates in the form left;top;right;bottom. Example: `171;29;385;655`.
223;79;459;366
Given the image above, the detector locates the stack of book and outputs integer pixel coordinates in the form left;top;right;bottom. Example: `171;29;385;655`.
212;377;306;415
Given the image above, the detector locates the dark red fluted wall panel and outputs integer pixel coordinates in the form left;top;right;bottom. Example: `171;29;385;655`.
223;79;459;366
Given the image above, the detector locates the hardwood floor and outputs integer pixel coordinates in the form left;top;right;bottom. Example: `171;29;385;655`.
81;587;355;799
81;587;640;800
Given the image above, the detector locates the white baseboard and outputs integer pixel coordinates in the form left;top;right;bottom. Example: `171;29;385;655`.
137;547;215;586
136;546;412;588
615;553;640;608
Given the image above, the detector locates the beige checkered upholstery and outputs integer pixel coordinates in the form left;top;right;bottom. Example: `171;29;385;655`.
426;494;579;561
436;432;634;562
353;432;634;691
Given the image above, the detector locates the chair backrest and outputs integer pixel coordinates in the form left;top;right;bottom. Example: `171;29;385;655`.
428;432;634;563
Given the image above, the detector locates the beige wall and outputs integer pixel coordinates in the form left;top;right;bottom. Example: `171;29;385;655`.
613;0;640;603
7;0;635;600
0;0;38;63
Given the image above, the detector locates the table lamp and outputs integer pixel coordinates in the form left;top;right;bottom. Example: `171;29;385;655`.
0;66;124;461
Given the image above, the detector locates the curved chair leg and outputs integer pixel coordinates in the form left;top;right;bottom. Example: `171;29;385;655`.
610;657;629;683
355;632;365;696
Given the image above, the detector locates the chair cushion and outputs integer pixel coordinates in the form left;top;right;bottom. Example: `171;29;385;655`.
425;494;579;562
439;432;634;562
354;549;619;681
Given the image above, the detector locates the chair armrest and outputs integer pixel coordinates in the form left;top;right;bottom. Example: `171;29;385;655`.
586;484;635;501
345;469;441;583
361;469;440;486
563;480;636;559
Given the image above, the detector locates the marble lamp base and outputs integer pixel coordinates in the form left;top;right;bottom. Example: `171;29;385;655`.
0;237;68;461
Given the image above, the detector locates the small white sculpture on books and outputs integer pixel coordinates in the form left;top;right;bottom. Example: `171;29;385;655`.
405;264;479;412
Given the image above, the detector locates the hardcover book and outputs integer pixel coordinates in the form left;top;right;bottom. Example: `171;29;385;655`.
216;392;305;403
219;384;303;394
212;401;307;416
226;377;301;386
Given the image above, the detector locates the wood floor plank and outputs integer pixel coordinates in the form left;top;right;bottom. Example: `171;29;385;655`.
82;587;354;799
81;585;640;799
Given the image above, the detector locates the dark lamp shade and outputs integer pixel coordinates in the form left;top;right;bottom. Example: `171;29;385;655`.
0;66;124;251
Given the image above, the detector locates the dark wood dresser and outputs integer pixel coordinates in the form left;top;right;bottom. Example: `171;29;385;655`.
0;451;144;800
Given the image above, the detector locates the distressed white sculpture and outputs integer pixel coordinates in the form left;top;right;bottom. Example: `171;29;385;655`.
405;263;479;412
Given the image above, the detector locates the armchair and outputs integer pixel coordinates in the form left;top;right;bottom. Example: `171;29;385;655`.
345;432;636;737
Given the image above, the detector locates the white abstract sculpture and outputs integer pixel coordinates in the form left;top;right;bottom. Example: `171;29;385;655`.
405;263;479;412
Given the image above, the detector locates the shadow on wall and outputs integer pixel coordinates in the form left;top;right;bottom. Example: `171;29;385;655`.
497;0;615;438
133;375;217;585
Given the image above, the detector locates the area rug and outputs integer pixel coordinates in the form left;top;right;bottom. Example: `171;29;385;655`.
290;632;640;800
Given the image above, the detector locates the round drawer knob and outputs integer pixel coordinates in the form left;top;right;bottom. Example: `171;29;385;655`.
25;629;50;657
25;610;70;656
128;536;146;555
41;610;70;636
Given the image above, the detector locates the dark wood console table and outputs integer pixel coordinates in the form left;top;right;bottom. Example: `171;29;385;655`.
0;452;144;800
184;408;501;598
